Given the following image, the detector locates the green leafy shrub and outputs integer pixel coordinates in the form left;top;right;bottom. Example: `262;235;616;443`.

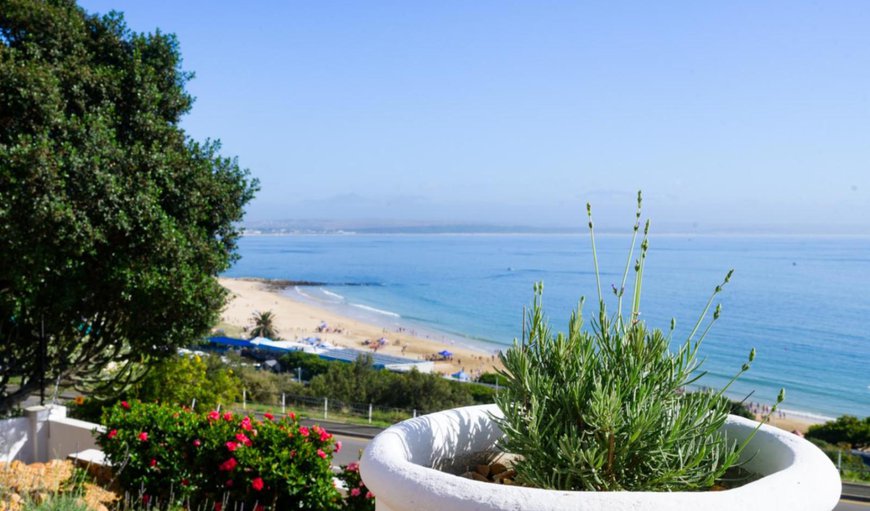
133;353;242;410
99;401;342;509
466;383;496;405
806;415;870;449
495;193;782;491
477;372;509;386
307;356;473;412
280;351;333;380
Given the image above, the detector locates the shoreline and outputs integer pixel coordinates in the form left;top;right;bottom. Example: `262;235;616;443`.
217;277;824;433
218;277;503;378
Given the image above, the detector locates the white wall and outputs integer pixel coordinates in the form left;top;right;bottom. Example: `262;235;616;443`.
0;406;104;464
0;416;32;463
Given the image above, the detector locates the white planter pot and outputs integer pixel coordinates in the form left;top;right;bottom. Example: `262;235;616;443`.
360;404;841;511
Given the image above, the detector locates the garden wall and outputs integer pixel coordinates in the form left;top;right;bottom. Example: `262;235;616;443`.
0;405;103;464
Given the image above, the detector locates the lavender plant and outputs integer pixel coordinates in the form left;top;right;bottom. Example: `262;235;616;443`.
494;192;784;491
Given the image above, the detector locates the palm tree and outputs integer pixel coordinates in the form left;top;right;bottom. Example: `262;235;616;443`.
249;310;279;340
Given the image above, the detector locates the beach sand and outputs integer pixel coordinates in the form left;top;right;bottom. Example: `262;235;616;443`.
217;277;817;433
217;277;502;377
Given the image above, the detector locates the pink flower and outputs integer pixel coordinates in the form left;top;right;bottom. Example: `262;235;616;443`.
219;458;237;471
350;488;361;497
263;412;274;421
225;441;238;452
288;411;296;420
207;410;220;421
193;439;201;447
138;431;148;442
240;416;253;431
346;461;359;472
223;411;233;421
149;458;157;467
235;433;252;447
358;480;365;487
316;449;327;459
251;477;264;491
120;401;130;410
319;430;331;442
366;491;374;499
107;429;118;440
335;441;342;453
299;426;309;437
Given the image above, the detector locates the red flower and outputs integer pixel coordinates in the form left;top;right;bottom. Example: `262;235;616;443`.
208;410;220;421
219;458;237;471
335;441;342;453
225;441;238;452
138;431;148;442
263;412;274;421
214;504;222;511
298;426;309;437
107;429;118;440
251;477;264;491
149;458;157;467
316;449;327;459
240;416;253;431
223;411;233;421
181;479;189;487
142;494;150;505
193;439;201;447
319;430;331;442
120;401;130;410
346;461;359;472
255;505;265;511
288;411;296;420
235;433;252;447
366;491;374;499
350;488;361;497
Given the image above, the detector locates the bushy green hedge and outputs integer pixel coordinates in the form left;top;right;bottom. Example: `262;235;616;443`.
99;401;343;510
806;415;870;449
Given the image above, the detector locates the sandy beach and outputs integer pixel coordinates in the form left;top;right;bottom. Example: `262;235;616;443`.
217;277;817;433
217;277;503;377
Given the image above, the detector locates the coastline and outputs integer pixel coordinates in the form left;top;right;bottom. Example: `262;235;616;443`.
217;277;821;433
218;277;503;378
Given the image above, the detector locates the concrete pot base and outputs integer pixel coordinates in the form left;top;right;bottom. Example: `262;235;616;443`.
360;404;841;511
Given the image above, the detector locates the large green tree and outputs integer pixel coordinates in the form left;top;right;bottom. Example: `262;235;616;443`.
0;0;258;412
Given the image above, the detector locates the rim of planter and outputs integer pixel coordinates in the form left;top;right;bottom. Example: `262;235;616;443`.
360;404;841;511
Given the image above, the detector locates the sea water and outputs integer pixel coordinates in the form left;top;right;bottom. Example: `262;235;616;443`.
224;233;870;419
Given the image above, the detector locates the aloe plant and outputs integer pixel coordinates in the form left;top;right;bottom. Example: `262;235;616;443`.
494;191;783;491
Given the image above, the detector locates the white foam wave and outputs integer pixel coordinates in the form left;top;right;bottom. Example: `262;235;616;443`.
350;303;401;318
777;408;836;424
322;289;345;300
294;286;313;299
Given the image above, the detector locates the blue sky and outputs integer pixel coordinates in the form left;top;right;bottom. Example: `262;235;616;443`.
79;1;870;233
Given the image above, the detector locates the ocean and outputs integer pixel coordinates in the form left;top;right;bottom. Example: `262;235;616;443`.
223;233;870;419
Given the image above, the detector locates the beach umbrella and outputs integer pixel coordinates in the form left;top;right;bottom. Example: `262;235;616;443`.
439;350;452;357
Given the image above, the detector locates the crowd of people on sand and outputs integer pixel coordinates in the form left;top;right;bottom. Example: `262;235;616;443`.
315;321;344;334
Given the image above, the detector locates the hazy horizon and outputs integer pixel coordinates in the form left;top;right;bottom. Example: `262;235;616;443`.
77;1;870;235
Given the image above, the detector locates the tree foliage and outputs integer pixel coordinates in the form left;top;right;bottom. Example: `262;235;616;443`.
307;356;474;412
0;0;258;412
131;353;242;411
249;310;279;340
807;415;870;449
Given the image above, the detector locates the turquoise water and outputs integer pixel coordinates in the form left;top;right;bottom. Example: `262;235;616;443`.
224;233;870;419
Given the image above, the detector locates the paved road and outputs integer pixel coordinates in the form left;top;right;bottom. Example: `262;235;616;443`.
838;500;870;510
